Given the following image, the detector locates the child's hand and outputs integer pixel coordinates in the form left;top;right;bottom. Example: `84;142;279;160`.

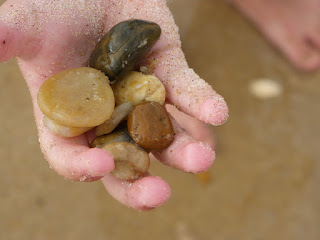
0;0;228;210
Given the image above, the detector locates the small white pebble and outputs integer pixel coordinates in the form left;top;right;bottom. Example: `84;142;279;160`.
249;78;283;99
140;66;148;73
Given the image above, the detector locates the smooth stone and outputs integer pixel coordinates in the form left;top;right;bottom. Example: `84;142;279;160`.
112;71;166;106
127;101;174;150
44;116;92;138
95;102;133;136
37;67;115;128
90;128;133;148
102;142;150;180
89;20;161;81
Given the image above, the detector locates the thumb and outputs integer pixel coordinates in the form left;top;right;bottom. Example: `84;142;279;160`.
0;21;24;61
0;0;36;62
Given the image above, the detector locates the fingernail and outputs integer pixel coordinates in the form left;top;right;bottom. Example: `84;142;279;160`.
199;96;229;125
181;142;215;173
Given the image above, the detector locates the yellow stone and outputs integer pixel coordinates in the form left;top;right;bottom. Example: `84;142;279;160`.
38;67;115;127
43;117;92;138
112;71;165;106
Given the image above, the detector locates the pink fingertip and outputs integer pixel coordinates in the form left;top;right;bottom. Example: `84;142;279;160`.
130;177;171;210
199;96;229;125
82;148;115;177
180;142;215;173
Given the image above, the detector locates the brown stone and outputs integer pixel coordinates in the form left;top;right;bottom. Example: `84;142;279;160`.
127;101;174;150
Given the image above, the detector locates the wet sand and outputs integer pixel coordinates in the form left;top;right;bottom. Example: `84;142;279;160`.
0;0;319;239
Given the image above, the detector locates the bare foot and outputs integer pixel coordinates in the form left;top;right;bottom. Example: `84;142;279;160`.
230;0;320;71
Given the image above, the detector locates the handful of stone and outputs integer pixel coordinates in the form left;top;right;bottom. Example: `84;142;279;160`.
37;20;174;180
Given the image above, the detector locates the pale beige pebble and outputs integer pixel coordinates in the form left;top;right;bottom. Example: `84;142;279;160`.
249;78;283;99
90;128;132;148
102;142;150;180
37;67;115;127
112;71;166;106
95;102;133;136
44;116;92;138
140;66;149;74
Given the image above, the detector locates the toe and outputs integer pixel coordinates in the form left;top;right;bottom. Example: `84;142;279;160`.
289;42;320;71
271;31;320;71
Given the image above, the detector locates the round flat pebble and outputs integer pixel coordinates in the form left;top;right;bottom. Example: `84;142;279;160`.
38;67;115;127
127;101;174;150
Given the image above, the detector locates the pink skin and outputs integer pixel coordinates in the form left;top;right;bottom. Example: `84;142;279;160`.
0;0;228;210
166;104;216;149
102;175;171;211
230;0;320;71
153;111;215;173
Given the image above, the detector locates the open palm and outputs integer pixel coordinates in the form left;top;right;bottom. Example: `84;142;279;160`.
0;0;228;210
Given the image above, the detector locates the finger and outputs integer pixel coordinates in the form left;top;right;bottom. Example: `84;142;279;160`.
154;47;229;125
117;0;228;125
152;111;215;173
18;60;115;181
38;111;115;182
166;104;216;149
102;174;171;211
